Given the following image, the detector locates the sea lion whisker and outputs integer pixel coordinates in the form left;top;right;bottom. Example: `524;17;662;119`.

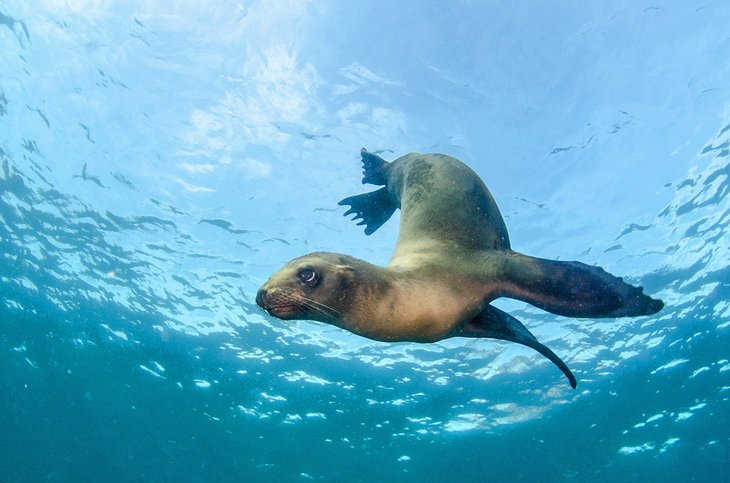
302;297;342;318
296;295;342;319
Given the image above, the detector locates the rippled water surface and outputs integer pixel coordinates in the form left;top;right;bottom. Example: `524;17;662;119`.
1;1;729;481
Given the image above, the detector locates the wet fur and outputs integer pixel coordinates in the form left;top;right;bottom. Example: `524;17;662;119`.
257;150;664;388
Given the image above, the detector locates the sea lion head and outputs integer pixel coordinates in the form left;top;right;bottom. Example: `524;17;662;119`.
256;252;361;323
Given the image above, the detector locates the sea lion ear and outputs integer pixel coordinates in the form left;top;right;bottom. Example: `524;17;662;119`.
333;265;356;280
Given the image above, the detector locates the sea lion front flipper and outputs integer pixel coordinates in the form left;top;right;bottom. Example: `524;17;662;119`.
499;252;664;318
339;187;398;236
458;304;577;388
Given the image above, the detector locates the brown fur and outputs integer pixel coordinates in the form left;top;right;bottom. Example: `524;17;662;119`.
257;150;662;366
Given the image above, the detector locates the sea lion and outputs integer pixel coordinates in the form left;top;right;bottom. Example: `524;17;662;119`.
256;149;664;388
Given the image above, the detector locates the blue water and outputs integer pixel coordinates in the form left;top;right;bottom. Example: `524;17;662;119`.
1;1;729;481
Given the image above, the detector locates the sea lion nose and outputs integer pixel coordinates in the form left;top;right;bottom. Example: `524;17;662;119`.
255;287;268;308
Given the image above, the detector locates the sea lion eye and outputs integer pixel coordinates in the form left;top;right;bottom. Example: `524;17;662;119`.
297;268;318;285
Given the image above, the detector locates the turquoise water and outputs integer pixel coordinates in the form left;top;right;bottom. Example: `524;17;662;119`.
1;1;729;481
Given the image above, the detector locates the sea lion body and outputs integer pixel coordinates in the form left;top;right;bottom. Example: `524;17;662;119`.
256;251;487;343
257;149;664;388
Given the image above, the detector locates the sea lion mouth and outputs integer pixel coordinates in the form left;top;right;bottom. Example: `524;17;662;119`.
264;303;301;319
256;288;303;319
256;286;342;322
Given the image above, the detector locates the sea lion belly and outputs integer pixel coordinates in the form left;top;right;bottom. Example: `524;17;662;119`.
345;264;491;343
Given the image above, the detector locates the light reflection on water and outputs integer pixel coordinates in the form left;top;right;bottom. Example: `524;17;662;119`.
1;1;729;481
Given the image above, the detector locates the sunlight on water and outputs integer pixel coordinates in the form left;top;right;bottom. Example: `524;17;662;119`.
1;1;729;481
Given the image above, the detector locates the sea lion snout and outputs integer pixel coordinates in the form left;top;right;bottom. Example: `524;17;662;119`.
255;287;268;310
255;283;305;320
255;286;289;317
256;284;284;313
255;285;285;312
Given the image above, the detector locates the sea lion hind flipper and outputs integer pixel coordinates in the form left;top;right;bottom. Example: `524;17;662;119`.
500;253;664;318
359;147;390;185
458;304;577;388
339;187;398;235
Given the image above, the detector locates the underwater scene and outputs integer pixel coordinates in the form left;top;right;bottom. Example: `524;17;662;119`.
1;1;728;481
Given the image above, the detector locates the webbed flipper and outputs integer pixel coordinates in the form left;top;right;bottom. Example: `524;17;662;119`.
359;147;389;185
458;304;577;388
339;148;397;235
500;252;664;318
339;187;398;236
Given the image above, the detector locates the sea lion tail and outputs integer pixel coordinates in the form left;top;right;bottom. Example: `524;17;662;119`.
497;251;664;318
458;304;577;388
359;147;389;185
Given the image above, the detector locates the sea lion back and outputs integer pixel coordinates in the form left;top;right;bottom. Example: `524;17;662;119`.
387;152;510;253
339;149;510;255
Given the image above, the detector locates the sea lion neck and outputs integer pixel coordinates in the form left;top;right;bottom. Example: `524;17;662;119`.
304;251;401;318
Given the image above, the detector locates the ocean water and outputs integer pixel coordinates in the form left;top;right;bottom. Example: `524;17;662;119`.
1;1;728;481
